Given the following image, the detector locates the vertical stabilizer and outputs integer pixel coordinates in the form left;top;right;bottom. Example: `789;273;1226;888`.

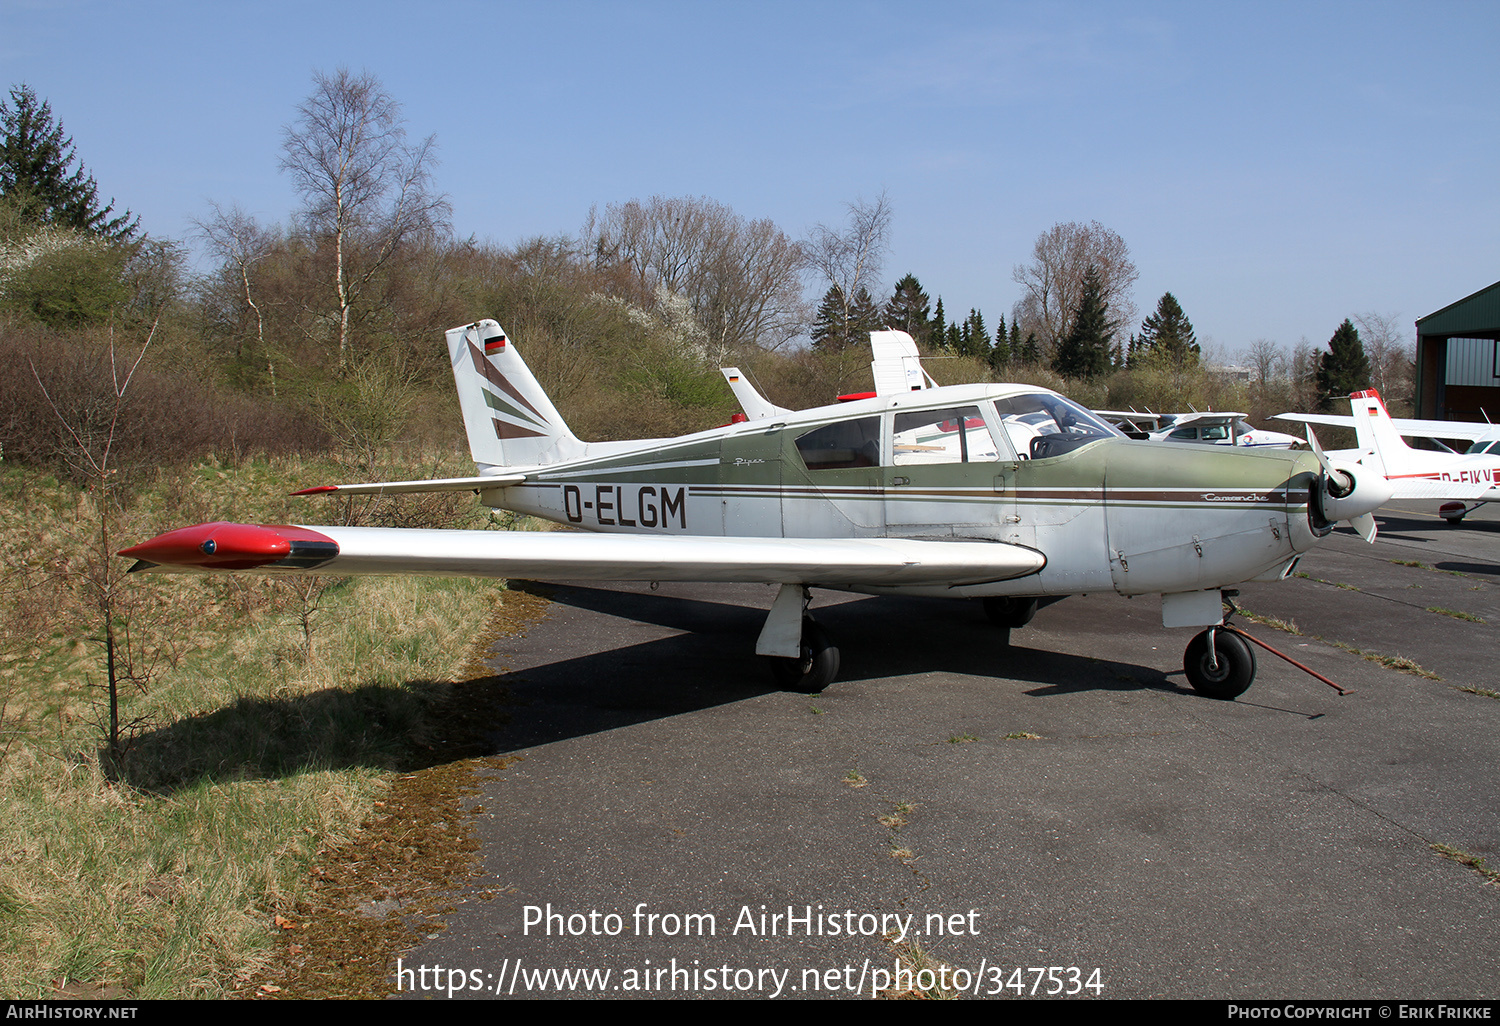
720;367;790;420
870;329;933;395
445;321;584;469
1348;389;1412;478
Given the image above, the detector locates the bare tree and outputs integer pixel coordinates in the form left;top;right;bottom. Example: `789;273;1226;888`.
280;68;450;372
1012;220;1138;356
1244;338;1290;422
191;202;275;366
585;195;806;357
1353;311;1414;412
29;321;158;762
805;193;892;345
1246;338;1286;388
1289;336;1321;413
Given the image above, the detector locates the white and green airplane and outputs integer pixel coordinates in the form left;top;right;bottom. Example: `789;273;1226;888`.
123;320;1392;700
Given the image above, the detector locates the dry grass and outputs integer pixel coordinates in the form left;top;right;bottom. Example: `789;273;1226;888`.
0;452;507;997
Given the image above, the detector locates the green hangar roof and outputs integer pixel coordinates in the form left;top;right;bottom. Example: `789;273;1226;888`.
1418;279;1500;338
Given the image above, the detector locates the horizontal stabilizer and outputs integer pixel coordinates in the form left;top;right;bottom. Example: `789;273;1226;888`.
1275;410;1498;444
290;473;525;497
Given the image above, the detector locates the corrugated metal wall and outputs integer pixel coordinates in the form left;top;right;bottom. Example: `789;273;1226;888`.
1444;337;1499;386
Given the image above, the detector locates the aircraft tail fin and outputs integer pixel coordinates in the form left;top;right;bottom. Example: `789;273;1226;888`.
870;329;934;395
445;320;584;469
1348;388;1412;478
720;367;790;420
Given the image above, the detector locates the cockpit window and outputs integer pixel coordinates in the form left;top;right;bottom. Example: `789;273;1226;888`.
795;417;880;470
994;393;1121;460
891;406;1000;465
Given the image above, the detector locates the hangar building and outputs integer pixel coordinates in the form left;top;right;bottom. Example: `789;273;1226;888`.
1415;279;1500;423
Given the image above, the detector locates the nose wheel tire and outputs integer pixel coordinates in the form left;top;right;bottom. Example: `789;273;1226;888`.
1184;629;1256;700
769;618;840;693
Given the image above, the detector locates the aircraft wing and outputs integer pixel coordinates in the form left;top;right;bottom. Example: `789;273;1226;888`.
1275;412;1498;443
1160;412;1246;426
121;523;1048;587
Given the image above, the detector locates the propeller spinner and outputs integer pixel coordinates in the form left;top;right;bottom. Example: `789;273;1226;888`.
1305;427;1392;543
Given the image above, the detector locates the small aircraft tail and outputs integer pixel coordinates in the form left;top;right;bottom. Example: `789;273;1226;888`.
869;329;934;396
720;367;790;420
445;320;584;469
1347;388;1415;479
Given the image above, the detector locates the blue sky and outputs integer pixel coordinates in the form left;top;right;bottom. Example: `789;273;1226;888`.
2;0;1496;356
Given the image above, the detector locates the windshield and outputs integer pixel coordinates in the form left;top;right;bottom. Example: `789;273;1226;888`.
994;392;1122;460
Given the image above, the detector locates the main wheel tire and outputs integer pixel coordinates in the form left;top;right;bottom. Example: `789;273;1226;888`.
1183;629;1256;700
982;596;1037;630
769;618;840;693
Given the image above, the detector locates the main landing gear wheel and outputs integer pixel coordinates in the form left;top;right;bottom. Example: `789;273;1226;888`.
769;618;840;693
1184;629;1256;700
982;597;1036;631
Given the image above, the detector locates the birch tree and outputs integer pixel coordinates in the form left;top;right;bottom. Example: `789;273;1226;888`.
280;69;449;373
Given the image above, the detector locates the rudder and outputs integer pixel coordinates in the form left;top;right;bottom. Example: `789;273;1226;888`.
1348;388;1412;478
446;320;583;469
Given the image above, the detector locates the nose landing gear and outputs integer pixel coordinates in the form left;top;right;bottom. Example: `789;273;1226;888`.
1184;627;1256;700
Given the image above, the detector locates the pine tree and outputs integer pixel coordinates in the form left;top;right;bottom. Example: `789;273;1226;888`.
989;314;1010;369
958;308;990;359
1051;266;1114;379
930;297;946;350
1138;291;1198;367
849;286;881;342
810;286;847;350
1315;318;1371;410
0;84;136;239
883;273;932;344
811;285;881;351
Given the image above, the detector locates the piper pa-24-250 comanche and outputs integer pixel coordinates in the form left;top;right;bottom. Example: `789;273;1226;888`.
122;321;1392;700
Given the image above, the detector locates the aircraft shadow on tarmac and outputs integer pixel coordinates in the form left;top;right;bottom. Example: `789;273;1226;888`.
1374;510;1500;539
476;582;1182;754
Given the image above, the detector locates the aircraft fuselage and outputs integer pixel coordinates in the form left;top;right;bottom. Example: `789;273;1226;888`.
477;383;1324;601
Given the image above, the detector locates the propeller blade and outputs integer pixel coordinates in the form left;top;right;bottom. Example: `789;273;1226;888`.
1305;426;1334;476
1350;512;1378;544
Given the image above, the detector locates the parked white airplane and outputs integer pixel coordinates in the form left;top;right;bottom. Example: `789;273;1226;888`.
122;320;1391;699
1097;410;1301;449
1281;390;1499;524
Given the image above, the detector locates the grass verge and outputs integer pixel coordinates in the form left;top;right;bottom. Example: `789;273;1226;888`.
0;453;532;998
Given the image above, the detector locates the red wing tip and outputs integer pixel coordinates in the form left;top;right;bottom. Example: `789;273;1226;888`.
291;485;340;495
117;522;337;570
